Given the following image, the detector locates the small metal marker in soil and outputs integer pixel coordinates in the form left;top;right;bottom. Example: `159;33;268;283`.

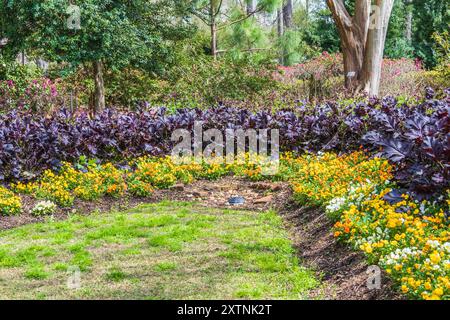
228;196;245;206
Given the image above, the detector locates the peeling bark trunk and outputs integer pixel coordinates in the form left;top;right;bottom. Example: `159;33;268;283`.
360;0;394;96
342;43;365;89
93;60;105;114
327;0;393;96
327;0;370;90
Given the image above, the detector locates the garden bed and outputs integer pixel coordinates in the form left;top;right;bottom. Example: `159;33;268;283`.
0;177;281;231
279;202;402;300
0;134;448;300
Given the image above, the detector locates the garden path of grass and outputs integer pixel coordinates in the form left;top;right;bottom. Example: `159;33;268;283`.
0;201;319;300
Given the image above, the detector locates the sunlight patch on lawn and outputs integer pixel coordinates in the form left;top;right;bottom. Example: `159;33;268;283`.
0;202;318;299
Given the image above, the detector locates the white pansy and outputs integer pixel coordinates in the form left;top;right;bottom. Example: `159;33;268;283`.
325;196;347;213
31;200;57;216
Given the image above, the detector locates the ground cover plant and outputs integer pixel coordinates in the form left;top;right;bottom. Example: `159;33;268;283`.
332;187;449;300
0;201;318;299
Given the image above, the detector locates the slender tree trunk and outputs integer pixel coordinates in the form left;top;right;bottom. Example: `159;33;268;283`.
305;0;310;23
404;0;413;42
283;0;293;29
405;11;412;42
277;8;284;37
281;1;294;65
405;0;413;43
247;0;256;15
210;1;217;60
211;23;217;60
277;8;284;65
93;60;105;113
360;0;394;96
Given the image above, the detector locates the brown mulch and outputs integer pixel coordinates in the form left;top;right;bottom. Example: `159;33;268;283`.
275;194;403;300
0;177;402;300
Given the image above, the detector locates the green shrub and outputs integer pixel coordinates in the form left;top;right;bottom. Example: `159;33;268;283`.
158;46;279;107
0;57;63;113
0;58;43;93
428;31;450;88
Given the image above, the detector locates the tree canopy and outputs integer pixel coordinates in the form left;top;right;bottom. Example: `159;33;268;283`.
1;0;194;73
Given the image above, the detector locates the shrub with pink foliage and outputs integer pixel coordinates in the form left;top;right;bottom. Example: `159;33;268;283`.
276;52;343;84
0;78;62;112
274;53;427;101
379;58;426;97
20;78;60;111
0;80;16;109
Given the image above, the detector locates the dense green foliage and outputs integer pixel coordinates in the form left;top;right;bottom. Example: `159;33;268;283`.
412;0;450;68
1;0;193;74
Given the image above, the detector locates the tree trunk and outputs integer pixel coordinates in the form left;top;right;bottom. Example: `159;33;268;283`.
327;0;370;90
404;0;413;43
342;43;365;89
283;0;293;29
277;8;284;37
405;11;412;42
247;0;256;15
210;1;217;60
93;60;105;113
281;1;294;65
277;8;284;65
405;2;412;43
360;0;394;96
211;23;217;59
327;0;394;96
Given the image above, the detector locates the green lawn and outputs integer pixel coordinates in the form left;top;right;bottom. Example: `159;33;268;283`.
0;201;318;300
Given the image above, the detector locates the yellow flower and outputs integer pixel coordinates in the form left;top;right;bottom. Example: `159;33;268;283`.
433;288;443;297
430;251;441;264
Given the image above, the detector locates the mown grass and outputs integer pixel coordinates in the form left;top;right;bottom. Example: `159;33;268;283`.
0;201;318;299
